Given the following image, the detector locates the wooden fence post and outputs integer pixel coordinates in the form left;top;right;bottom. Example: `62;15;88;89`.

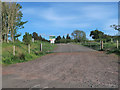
13;46;15;56
100;40;103;50
40;43;42;51
111;38;113;43
28;44;30;54
117;40;119;49
100;40;101;50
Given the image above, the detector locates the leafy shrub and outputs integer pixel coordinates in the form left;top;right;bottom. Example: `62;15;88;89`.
25;53;33;60
23;32;32;45
19;53;25;60
2;41;56;65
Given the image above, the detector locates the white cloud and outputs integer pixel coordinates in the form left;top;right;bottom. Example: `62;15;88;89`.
38;8;76;21
22;3;117;22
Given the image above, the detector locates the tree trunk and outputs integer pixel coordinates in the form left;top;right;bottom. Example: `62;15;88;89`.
6;28;9;43
11;31;14;42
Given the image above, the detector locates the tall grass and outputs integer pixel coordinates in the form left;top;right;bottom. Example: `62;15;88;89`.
2;41;56;65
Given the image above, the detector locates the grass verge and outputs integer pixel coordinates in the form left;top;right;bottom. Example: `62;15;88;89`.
2;41;56;65
81;42;120;56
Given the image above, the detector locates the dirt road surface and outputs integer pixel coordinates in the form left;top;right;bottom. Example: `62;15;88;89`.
2;44;118;88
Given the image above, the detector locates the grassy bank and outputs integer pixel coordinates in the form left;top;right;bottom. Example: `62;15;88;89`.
81;42;120;56
2;41;56;65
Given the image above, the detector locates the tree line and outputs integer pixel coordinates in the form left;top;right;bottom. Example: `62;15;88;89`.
90;29;120;42
55;30;87;43
1;2;48;45
55;28;120;43
23;32;49;45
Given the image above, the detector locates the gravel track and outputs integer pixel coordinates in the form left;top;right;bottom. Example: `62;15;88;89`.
2;44;118;88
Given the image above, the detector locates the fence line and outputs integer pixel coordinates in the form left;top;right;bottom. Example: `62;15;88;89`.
82;40;120;51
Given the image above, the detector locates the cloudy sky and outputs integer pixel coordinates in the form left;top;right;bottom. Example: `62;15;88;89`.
19;2;118;40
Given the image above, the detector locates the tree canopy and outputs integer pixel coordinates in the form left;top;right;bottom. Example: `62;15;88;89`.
110;24;120;31
66;34;71;39
71;30;86;42
56;36;61;41
90;29;104;40
32;32;39;40
62;36;65;39
23;32;32;45
55;34;72;43
2;2;27;42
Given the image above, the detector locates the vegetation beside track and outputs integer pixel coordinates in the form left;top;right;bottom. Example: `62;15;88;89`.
81;42;120;56
2;41;56;65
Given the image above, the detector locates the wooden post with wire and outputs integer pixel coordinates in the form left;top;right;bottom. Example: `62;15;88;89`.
40;43;42;51
13;46;15;56
100;40;103;50
117;40;119;49
28;44;30;54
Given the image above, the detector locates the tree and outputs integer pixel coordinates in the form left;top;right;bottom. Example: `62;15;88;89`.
66;34;71;39
62;36;65;39
110;24;120;31
71;30;86;42
23;32;32;45
110;24;120;36
90;29;104;40
56;36;61;41
32;32;39;40
38;35;42;41
42;37;49;42
11;3;27;42
55;36;61;43
2;2;8;42
2;2;27;43
66;34;71;43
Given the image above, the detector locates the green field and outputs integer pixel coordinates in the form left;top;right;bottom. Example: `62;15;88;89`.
2;41;56;65
81;42;120;56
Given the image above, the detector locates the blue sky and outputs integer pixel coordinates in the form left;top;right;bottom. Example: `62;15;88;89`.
19;2;118;40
